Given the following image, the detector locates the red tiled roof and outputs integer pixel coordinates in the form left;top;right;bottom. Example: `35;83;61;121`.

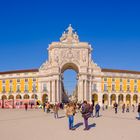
0;69;39;75
102;68;140;75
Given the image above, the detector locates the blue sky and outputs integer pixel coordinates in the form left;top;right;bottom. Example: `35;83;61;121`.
0;0;140;93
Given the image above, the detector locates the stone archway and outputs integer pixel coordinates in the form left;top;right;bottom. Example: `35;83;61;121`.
16;94;22;99
42;94;48;103
118;94;123;105
61;62;79;103
23;94;30;99
103;94;108;105
2;95;7;100
9;95;14;100
133;94;138;105
110;94;116;106
92;94;98;105
31;94;38;100
39;25;102;104
1;95;7;108
126;94;131;105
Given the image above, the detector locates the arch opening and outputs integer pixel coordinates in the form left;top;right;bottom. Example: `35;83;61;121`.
61;63;79;103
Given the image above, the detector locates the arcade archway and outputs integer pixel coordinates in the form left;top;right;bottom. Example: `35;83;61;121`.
133;94;138;105
110;94;116;106
118;94;123;105
24;94;30;99
92;94;98;105
102;94;108;105
42;94;48;103
16;94;22;99
126;94;131;105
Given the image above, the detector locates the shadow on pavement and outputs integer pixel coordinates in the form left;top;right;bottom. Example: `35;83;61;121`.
89;123;96;129
74;122;83;129
58;116;65;119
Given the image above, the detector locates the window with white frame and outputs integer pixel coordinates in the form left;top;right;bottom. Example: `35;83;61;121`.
104;84;107;91
43;83;47;92
120;85;123;91
24;84;28;92
2;86;6;93
32;84;36;92
92;84;97;92
17;84;20;92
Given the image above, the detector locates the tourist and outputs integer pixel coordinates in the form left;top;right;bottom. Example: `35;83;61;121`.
46;102;50;113
126;104;129;112
53;103;59;119
114;102;118;114
81;101;91;130
137;103;140;119
66;102;76;130
102;104;105;111
95;103;100;117
132;104;135;112
24;103;28;111
43;102;46;112
122;103;125;113
90;100;94;117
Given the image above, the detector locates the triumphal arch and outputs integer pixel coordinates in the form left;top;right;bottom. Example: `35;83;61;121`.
39;25;102;103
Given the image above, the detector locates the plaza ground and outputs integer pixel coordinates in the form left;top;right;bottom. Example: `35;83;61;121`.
0;108;140;140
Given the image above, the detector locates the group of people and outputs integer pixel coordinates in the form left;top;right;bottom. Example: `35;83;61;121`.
113;102;140;116
65;101;101;131
41;100;100;131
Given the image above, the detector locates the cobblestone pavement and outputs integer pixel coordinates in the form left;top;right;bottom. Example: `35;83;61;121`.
0;108;139;140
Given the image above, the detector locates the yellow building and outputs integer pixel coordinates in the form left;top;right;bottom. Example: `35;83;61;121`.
0;25;140;108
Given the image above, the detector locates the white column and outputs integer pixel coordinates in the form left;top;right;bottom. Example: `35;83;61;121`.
56;80;60;103
84;80;87;101
78;80;83;102
59;80;62;103
108;95;111;106
52;80;55;103
47;81;50;102
89;81;92;103
97;78;102;106
124;94;126;104
38;82;42;102
116;94;118;104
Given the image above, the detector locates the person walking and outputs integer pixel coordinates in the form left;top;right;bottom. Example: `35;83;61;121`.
46;102;50;113
122;103;125;113
137;103;140;120
114;102;118;114
43;102;46;112
126;104;129;112
95;103;100;117
53;103;59;119
24;103;28;111
66;102;76;130
90;100;94;117
81;101;91;130
132;104;135;112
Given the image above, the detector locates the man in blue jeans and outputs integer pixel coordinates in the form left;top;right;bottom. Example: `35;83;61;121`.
69;115;74;129
66;102;76;130
95;103;100;117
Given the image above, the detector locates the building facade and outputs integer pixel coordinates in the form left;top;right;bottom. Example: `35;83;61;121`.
0;25;140;108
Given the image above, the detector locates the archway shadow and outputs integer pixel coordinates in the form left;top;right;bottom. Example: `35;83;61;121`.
74;122;83;129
